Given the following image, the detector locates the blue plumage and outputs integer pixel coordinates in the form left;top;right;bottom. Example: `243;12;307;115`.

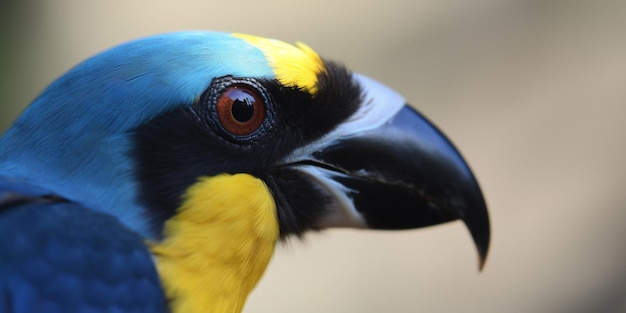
0;32;274;238
0;179;165;312
0;32;277;312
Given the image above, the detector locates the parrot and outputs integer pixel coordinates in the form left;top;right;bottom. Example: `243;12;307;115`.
0;32;490;313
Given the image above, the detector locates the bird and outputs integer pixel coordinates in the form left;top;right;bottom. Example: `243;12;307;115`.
0;32;490;313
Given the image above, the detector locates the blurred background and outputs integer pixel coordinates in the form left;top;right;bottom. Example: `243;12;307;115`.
1;0;625;312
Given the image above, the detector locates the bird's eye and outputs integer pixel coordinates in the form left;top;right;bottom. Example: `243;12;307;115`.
216;85;266;136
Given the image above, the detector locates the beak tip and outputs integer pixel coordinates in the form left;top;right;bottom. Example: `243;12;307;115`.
477;252;488;272
472;228;490;272
461;184;491;272
463;204;490;272
473;227;490;272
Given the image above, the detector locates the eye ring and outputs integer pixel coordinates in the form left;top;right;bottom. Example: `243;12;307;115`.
197;77;275;145
216;84;266;136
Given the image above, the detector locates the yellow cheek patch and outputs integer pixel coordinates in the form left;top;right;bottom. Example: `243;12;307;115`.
150;174;279;313
234;33;325;95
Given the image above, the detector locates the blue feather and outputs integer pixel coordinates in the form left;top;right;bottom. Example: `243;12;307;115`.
0;179;166;312
0;32;274;237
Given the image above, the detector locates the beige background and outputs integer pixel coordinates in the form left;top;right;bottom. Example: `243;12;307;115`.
1;1;625;312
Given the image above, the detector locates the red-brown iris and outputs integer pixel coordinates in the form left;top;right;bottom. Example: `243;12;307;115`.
216;85;266;136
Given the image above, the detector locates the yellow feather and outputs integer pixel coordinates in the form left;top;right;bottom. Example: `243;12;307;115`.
234;33;326;95
150;174;279;313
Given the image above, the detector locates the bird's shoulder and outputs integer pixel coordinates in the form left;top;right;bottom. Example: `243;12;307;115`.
0;177;167;313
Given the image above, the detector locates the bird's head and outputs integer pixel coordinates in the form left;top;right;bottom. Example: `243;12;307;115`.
0;32;490;268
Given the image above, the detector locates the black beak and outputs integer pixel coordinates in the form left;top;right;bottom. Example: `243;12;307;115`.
287;74;490;270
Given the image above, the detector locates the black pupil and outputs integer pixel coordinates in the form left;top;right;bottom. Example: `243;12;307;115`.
230;90;255;123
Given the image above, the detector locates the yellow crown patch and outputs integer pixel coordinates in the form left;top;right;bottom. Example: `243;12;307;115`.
234;33;325;95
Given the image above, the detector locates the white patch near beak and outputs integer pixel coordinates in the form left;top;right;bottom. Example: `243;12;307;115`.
285;73;406;163
295;165;367;228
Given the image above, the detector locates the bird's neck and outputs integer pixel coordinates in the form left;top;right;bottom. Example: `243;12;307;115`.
150;174;279;313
